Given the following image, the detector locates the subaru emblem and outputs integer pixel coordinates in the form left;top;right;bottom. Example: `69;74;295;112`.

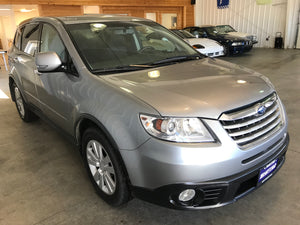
257;105;266;115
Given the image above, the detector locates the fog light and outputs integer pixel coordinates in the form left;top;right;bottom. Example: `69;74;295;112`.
178;189;196;202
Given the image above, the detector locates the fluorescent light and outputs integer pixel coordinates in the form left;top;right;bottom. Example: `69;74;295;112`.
0;9;10;11
0;89;9;99
20;8;33;12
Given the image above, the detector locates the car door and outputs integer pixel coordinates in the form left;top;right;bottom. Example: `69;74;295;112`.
35;23;79;134
10;23;41;107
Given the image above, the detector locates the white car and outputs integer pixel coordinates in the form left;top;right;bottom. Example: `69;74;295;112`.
171;29;225;57
216;25;258;44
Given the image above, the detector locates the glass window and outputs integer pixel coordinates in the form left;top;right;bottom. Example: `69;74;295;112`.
14;27;23;50
66;21;199;73
40;24;66;63
21;23;40;55
191;28;207;38
145;13;157;22
216;25;236;33
161;13;177;29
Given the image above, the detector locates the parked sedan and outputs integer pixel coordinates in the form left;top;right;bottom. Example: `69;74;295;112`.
171;29;225;57
216;25;258;44
184;26;253;55
9;15;288;210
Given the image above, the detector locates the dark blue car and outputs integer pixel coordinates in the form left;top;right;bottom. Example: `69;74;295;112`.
184;26;253;55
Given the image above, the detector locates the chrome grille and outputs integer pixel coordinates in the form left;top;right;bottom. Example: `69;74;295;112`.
220;93;284;147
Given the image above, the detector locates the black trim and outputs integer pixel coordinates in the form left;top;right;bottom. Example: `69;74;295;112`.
131;134;289;210
75;114;120;151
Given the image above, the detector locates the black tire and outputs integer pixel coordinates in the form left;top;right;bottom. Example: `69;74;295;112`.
12;83;38;122
225;45;231;56
82;127;130;206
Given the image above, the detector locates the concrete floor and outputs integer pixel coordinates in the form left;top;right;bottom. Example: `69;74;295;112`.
0;48;299;225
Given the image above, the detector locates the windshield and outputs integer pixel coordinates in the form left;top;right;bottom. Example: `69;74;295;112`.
172;30;195;39
216;25;236;33
205;26;234;36
66;21;199;73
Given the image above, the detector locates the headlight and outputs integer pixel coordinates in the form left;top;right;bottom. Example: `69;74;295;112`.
140;114;214;143
231;42;244;46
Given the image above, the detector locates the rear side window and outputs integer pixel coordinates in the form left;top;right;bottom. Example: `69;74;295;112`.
14;28;23;50
21;23;40;55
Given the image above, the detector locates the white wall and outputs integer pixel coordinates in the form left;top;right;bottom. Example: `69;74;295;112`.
285;0;300;48
195;0;289;48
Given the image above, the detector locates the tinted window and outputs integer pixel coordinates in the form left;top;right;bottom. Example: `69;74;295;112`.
191;28;207;38
40;24;66;63
14;27;23;50
21;23;40;55
216;25;236;33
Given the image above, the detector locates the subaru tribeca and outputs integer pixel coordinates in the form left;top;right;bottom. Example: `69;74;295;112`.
8;15;289;210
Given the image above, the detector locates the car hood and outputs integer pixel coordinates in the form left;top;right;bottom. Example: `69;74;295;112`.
218;34;248;41
102;58;274;119
185;38;222;48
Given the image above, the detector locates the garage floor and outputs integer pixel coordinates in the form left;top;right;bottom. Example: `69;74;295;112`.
0;48;299;225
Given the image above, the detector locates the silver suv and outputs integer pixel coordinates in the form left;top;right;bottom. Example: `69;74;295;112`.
8;15;289;210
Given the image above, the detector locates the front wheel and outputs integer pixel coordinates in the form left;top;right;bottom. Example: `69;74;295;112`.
82;127;130;206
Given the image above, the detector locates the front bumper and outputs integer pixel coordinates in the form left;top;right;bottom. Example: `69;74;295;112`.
131;134;289;210
229;43;253;54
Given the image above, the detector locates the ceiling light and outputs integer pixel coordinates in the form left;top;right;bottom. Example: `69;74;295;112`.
20;9;33;13
0;9;10;11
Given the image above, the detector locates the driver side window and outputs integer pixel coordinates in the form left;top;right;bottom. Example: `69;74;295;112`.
40;24;66;63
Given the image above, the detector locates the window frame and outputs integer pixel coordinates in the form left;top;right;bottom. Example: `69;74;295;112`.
20;22;41;56
13;27;24;50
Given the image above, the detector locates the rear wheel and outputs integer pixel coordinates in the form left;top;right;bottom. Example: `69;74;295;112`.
82;127;130;206
13;83;38;122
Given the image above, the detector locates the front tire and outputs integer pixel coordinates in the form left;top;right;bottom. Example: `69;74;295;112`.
82;127;130;206
12;83;38;122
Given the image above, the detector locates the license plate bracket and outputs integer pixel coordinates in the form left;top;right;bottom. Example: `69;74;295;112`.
258;159;278;184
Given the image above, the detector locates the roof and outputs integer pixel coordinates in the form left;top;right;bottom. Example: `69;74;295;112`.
19;14;151;27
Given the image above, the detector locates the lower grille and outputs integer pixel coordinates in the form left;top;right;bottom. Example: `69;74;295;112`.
193;186;227;207
220;93;284;147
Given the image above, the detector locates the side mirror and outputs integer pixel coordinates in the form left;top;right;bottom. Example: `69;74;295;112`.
35;51;62;72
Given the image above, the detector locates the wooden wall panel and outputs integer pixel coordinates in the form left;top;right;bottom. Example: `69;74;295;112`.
0;0;194;27
100;6;187;28
38;5;83;17
185;5;194;27
0;0;192;7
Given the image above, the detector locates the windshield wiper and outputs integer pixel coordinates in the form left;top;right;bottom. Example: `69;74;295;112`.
149;54;201;66
92;65;152;74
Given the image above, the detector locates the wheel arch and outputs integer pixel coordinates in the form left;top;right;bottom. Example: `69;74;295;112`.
75;114;132;184
9;76;16;101
75;114;118;151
